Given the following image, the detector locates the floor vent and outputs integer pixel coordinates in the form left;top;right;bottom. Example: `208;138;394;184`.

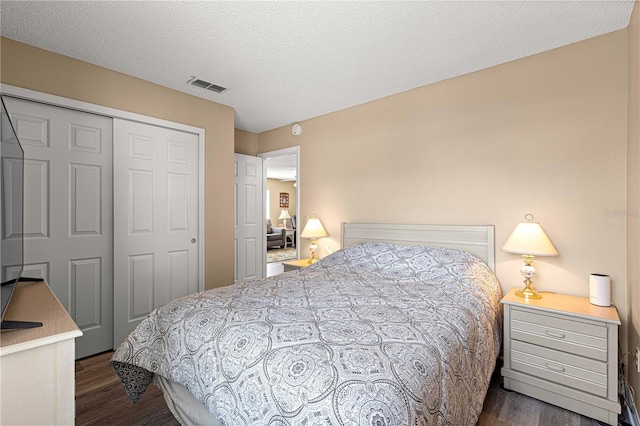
187;77;228;94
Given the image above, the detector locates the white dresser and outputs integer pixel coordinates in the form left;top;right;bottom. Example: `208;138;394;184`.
0;280;82;425
501;288;621;425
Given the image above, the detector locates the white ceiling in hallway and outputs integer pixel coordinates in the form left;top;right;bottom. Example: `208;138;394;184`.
0;1;635;133
266;154;297;182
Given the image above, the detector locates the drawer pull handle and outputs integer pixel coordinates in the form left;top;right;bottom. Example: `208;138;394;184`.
545;363;566;373
544;330;566;339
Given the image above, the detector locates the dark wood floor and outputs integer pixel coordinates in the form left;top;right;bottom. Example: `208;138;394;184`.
76;351;179;426
76;351;604;426
476;372;603;426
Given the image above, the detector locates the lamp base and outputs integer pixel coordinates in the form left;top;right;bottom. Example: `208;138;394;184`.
308;238;318;264
515;287;542;299
515;256;542;299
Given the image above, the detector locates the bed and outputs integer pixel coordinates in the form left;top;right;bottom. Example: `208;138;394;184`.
111;223;503;425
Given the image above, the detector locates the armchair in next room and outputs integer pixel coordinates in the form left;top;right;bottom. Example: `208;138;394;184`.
266;219;286;248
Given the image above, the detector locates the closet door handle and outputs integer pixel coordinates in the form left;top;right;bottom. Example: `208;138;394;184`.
545;363;566;373
544;330;566;339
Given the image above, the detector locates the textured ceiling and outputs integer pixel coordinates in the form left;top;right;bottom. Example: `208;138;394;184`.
0;1;635;133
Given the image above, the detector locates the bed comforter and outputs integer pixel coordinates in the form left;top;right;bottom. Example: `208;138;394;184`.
111;242;502;425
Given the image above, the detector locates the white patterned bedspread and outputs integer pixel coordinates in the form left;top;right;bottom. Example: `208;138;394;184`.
111;242;502;425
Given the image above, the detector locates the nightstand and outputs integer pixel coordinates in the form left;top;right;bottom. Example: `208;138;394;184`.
282;258;312;272
501;288;621;425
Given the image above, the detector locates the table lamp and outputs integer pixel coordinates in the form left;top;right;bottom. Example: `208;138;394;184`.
301;216;328;264
502;215;558;299
279;209;291;229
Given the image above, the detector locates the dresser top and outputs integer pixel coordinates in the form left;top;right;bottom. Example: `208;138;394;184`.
0;281;81;354
501;288;621;325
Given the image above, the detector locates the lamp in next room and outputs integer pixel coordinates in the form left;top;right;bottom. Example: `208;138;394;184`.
279;209;292;229
301;216;328;264
502;214;558;299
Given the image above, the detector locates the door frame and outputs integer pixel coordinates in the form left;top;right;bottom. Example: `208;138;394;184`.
0;84;206;291
258;146;300;276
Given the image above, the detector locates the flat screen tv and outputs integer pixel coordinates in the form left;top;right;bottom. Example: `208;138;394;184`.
0;96;42;330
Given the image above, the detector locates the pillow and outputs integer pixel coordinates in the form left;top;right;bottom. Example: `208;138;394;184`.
266;220;273;234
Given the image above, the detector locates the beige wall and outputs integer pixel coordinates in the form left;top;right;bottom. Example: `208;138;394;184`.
266;179;297;227
235;128;259;156
0;37;236;290
259;31;630;349
627;1;640;411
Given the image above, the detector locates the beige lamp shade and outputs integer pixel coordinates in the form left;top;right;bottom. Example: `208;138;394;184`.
502;222;558;256
278;209;291;220
301;217;328;239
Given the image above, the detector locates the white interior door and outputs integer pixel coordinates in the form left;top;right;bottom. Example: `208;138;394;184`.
3;97;113;359
113;119;200;347
234;154;264;282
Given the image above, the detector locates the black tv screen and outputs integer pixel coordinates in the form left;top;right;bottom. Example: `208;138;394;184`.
0;96;25;322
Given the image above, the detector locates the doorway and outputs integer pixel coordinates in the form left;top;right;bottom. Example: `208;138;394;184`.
259;147;299;277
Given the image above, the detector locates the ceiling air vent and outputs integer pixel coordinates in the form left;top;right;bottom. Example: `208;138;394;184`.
187;77;228;94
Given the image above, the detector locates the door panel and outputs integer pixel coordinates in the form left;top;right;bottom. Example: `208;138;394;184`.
234;154;264;282
113;119;199;347
3;97;113;359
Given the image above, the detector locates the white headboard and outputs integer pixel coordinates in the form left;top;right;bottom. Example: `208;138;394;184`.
341;223;495;271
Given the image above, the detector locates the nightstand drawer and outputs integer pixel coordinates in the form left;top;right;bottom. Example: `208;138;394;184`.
511;308;607;361
511;340;607;397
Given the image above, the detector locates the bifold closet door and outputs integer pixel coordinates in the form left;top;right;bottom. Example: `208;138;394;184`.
2;97;114;359
113;119;199;347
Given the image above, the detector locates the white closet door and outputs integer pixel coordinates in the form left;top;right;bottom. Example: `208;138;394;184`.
234;154;264;282
3;97;113;359
113;119;199;347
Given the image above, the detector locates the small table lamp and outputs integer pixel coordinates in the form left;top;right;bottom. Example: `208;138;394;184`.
502;215;558;299
301;216;328;264
279;209;292;229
